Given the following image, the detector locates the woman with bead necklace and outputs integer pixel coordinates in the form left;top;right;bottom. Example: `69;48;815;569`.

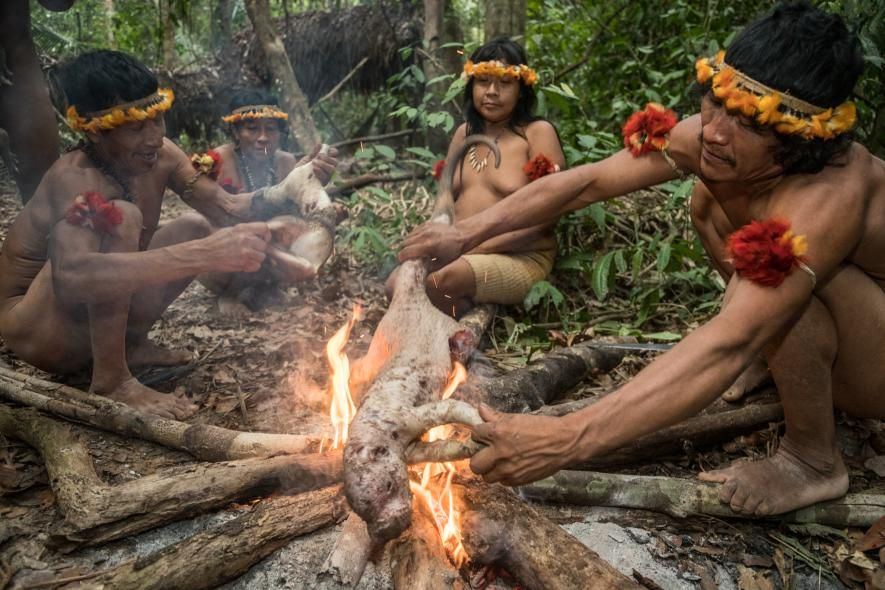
389;38;566;316
200;90;337;313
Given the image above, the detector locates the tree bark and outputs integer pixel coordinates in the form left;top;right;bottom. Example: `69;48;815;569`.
458;481;640;589
519;470;885;528
422;0;449;152
0;368;320;461
104;0;117;48
390;500;464;590
0;404;342;550
211;0;234;57
159;0;175;70
244;0;321;149
483;0;526;42
88;486;346;590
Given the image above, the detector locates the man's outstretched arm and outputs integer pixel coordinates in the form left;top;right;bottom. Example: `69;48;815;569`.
400;115;701;267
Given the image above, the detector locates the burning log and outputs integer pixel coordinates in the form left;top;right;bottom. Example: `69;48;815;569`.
313;513;373;590
0;404;342;549
87;486;346;590
457;480;640;590
390;500;465;590
456;341;626;413
0;368;320;460
343;136;500;542
519;470;885;528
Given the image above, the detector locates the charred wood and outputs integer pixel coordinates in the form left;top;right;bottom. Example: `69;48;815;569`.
458;481;639;590
519;470;885;528
456;341;625;413
390;500;464;590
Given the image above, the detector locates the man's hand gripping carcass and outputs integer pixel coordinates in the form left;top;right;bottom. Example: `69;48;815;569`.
342;137;497;542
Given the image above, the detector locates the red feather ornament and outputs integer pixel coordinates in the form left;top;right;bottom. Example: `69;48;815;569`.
725;219;809;287
523;153;559;181
191;149;223;180
622;102;678;157
431;159;446;180
65;191;124;234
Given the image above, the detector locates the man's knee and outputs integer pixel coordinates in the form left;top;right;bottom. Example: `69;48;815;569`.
106;200;146;248
174;212;212;241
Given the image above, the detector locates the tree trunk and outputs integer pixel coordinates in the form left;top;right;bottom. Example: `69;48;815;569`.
104;0;117;48
159;0;175;70
211;0;234;57
89;486;347;590
244;0;321;150
458;480;640;589
423;0;449;152
483;0;526;42
519;470;885;528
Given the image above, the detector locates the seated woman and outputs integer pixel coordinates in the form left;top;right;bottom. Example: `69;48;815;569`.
200;90;336;312
390;38;565;316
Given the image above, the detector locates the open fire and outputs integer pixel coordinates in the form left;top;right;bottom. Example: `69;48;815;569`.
324;306;469;566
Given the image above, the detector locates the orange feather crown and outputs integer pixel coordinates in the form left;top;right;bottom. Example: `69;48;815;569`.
696;51;856;141
67;89;174;133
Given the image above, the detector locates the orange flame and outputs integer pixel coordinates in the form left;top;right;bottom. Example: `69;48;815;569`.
325;304;363;449
412;361;469;567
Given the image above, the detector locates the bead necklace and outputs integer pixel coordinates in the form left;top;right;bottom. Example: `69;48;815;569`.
467;128;506;173
235;146;276;191
78;141;136;203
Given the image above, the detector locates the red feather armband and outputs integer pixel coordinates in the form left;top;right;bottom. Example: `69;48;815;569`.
65;191;123;233
725;219;813;287
622;102;678;157
431;159;446;180
190;149;223;180
523;153;560;181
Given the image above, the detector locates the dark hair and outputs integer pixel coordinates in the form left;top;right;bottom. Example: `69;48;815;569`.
58;50;158;114
715;1;864;174
226;89;288;133
463;38;539;137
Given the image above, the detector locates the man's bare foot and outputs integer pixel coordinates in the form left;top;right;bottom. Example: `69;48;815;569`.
127;339;192;368
722;357;771;402
698;438;848;515
93;377;198;420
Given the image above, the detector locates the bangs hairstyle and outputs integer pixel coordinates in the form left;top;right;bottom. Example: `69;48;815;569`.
58;50;159;115
700;1;864;174
464;38;539;137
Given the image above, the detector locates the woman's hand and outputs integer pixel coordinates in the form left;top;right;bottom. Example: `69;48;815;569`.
469;404;583;486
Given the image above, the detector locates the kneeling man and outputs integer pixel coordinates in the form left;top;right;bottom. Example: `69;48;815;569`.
0;50;335;419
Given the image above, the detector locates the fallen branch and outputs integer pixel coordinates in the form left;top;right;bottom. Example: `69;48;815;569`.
0;369;320;460
88;486;346;590
458;480;639;590
328;173;422;196
390;500;464;590
457;341;625;413
571;402;784;468
313;513;373;590
312;56;369;107
519;470;885;528
0;405;342;549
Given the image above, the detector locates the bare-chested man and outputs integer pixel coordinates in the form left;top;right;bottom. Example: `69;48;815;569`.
0;50;335;419
400;1;884;516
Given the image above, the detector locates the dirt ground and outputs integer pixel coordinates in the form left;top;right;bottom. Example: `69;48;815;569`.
0;183;882;589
